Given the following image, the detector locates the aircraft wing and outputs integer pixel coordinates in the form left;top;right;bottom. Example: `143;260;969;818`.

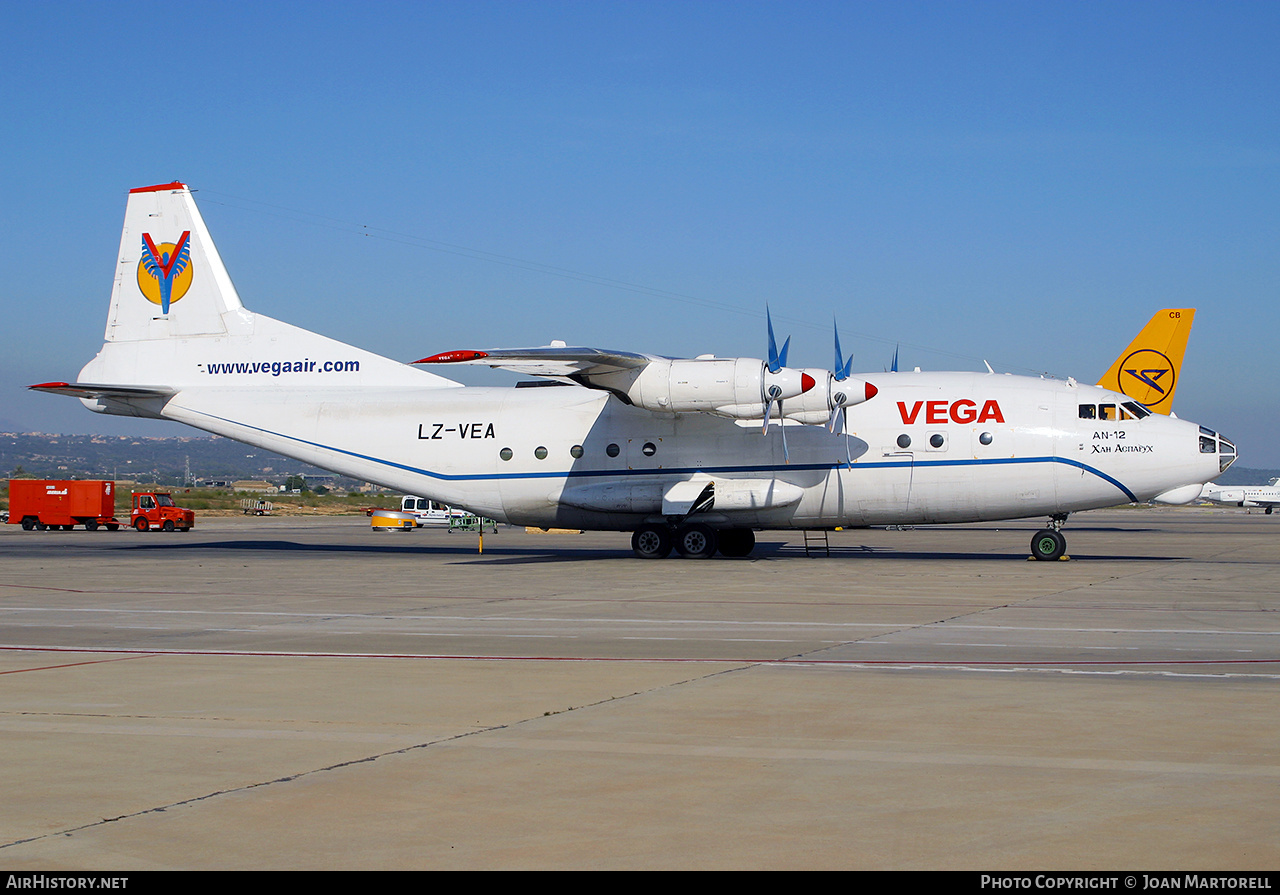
414;346;657;379
415;342;845;427
29;381;176;400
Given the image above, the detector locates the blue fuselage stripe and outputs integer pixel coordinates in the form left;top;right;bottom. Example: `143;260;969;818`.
184;409;1138;502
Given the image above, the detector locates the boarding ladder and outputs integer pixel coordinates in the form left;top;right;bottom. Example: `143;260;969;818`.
803;529;830;557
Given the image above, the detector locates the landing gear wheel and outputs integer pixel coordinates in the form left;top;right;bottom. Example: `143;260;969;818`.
1030;529;1066;561
674;523;718;559
717;528;756;558
162;520;175;532
631;525;672;559
134;518;149;532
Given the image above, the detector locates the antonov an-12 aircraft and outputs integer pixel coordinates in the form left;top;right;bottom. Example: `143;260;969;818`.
33;182;1237;560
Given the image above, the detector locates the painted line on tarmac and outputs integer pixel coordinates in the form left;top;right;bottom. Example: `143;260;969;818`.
0;644;1277;676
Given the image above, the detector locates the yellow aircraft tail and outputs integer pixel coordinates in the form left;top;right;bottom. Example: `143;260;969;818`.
1096;309;1194;414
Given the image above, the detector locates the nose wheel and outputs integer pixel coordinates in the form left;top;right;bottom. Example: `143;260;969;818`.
1030;514;1069;561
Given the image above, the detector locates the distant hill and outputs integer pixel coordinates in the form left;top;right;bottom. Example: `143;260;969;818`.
1217;466;1280;486
1;433;355;487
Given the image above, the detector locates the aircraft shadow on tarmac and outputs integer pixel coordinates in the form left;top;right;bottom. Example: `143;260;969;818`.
106;537;1180;564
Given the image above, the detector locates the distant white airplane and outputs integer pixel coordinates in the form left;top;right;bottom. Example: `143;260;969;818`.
1201;480;1280;514
33;182;1236;560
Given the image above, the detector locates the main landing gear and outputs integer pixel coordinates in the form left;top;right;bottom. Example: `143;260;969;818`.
631;524;755;559
1030;513;1069;561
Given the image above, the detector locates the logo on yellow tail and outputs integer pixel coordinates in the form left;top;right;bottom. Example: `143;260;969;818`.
1118;349;1176;409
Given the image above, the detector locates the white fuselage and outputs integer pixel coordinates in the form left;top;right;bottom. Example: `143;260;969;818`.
139;368;1224;530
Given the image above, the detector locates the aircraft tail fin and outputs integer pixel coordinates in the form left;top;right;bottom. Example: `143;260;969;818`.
105;182;246;342
1096;309;1194;415
71;181;457;396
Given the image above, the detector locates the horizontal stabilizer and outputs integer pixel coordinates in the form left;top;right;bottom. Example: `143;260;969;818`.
29;381;175;400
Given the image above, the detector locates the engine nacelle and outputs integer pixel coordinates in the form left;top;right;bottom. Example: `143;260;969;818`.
586;357;814;419
780;369;879;425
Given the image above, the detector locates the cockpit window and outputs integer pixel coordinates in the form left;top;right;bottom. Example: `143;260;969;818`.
1082;402;1150;421
1220;439;1237;473
1200;436;1217;454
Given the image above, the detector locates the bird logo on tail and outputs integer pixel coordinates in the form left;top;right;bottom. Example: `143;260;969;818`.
137;231;192;313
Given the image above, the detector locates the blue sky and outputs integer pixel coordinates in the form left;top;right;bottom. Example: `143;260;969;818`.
3;2;1279;463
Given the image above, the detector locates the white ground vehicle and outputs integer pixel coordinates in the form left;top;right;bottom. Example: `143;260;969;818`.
400;496;468;526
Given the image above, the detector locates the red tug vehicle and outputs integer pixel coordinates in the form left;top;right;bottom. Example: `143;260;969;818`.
7;480;195;532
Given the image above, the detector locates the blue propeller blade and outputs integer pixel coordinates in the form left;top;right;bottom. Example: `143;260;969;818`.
833;319;853;382
766;307;790;373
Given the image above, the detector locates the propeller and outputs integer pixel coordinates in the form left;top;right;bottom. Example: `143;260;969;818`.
764;308;792;462
763;382;789;462
828;319;854;434
829;319;857;468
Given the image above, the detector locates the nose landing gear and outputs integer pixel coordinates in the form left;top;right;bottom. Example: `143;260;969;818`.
1030;513;1070;561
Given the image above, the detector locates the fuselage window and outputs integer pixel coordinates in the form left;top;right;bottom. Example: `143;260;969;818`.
979;432;993;445
534;446;548;460
499;447;513;461
929;433;945;448
896;434;911;449
569;445;584;458
642;442;657;457
606;443;620;458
